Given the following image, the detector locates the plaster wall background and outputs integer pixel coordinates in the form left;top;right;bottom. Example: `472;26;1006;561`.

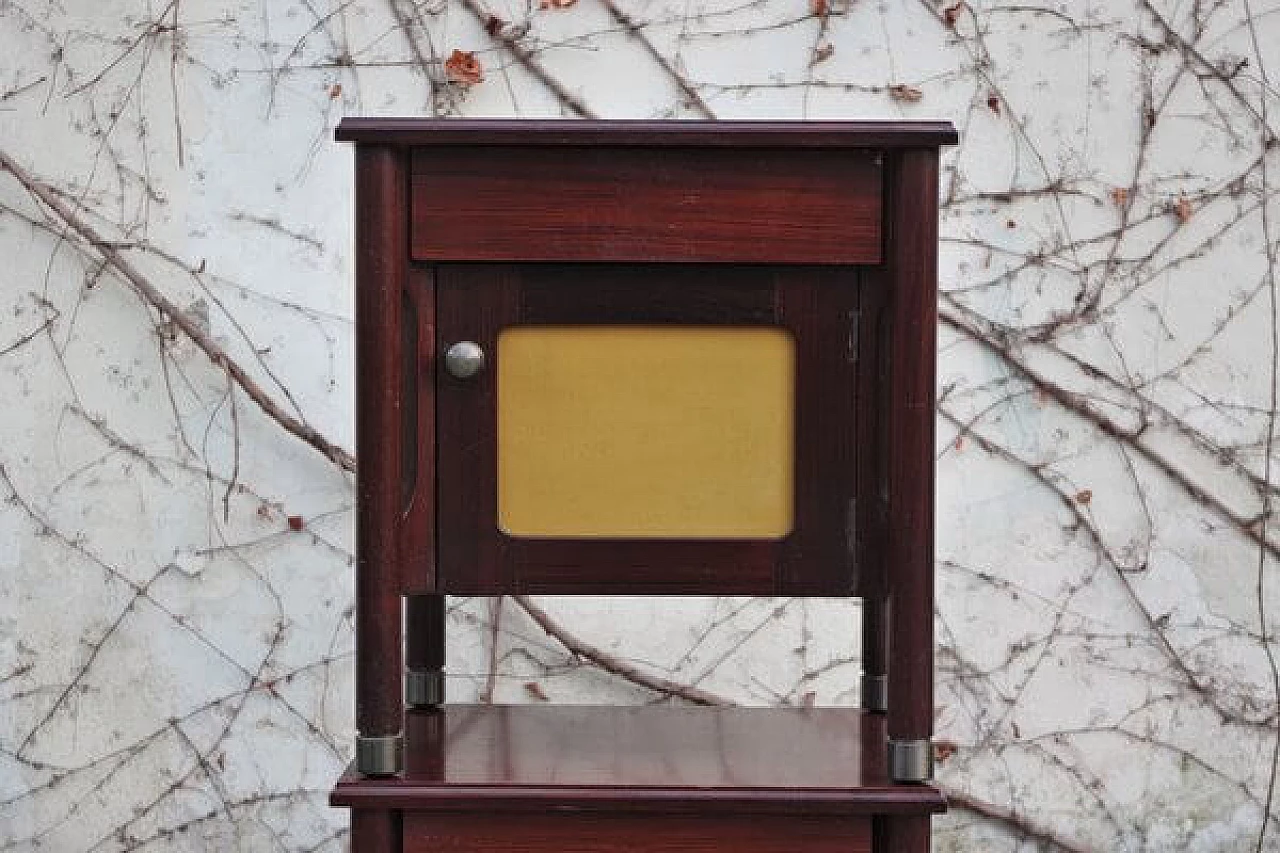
1;1;1279;850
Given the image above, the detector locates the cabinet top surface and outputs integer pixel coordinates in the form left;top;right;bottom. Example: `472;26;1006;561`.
334;118;958;148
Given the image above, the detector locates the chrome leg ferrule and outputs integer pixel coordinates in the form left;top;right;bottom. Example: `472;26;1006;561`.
405;669;445;708
860;674;888;713
888;738;933;783
356;733;403;777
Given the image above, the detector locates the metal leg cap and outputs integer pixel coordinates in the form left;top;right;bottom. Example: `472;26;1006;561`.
406;669;445;708
888;738;933;783
356;734;403;777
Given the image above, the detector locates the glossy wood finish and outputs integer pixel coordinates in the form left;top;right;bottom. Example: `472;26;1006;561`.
337;119;954;853
434;264;859;595
403;814;870;853
405;594;444;701
410;147;881;263
398;265;435;591
337;118;959;148
884;149;940;743
354;145;406;741
351;810;401;853
333;705;945;815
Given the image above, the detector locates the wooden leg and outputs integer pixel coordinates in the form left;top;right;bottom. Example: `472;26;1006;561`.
877;815;930;853
406;594;445;708
351;809;401;853
862;589;889;713
354;144;409;777
884;148;939;783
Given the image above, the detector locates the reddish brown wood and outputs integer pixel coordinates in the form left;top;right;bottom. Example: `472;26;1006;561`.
351;810;401;853
403;813;871;852
859;273;890;702
884;149;940;742
877;814;931;853
434;264;859;595
336;118;959;148
332;705;946;816
410;147;881;264
405;595;444;673
398;265;435;592
355;145;407;743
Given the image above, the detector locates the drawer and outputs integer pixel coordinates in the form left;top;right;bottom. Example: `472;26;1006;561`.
403;812;872;852
410;146;882;264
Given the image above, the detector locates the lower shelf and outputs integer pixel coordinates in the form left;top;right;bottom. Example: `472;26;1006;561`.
333;704;944;852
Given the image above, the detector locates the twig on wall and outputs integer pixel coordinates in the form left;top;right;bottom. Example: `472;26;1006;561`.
0;148;357;473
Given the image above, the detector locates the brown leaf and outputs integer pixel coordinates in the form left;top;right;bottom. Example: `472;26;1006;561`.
1110;186;1129;207
810;0;828;15
1075;489;1093;506
539;0;576;8
934;740;958;763
523;681;549;701
484;14;505;36
954;435;965;452
986;91;1000;114
888;84;923;103
287;515;305;531
1174;194;1193;224
812;42;834;64
943;2;966;27
444;49;484;86
328;83;342;99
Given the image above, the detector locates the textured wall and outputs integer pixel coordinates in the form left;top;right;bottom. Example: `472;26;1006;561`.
1;1;1278;850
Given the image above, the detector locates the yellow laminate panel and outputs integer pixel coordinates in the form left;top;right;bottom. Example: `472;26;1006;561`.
497;326;795;538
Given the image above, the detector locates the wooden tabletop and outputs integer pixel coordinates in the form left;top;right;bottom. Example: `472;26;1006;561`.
335;118;959;148
332;704;946;815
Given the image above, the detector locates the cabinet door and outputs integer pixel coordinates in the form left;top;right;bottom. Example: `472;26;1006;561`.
436;264;860;595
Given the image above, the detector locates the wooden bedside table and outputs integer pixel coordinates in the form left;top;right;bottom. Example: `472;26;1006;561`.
332;118;956;852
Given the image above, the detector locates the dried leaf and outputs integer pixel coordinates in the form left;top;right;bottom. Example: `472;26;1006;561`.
811;0;828;15
943;2;966;27
539;0;576;8
934;740;958;763
954;435;965;452
1174;194;1193;224
444;49;484;86
484;14;505;36
523;681;549;701
812;42;835;64
287;515;305;531
888;83;923;103
1110;186;1129;207
1075;489;1093;506
328;83;342;99
986;91;1000;114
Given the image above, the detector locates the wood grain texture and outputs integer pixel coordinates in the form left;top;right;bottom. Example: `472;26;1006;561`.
398;265;435;592
332;705;946;816
410;147;881;263
403;813;871;852
434;264;859;595
354;145;406;740
336;118;959;148
884;149;941;741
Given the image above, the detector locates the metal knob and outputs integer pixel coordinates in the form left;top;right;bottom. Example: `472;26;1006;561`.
444;341;485;379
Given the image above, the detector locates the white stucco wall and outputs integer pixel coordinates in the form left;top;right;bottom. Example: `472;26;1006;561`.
1;1;1278;850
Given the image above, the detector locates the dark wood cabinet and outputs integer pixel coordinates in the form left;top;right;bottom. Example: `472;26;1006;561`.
332;118;956;852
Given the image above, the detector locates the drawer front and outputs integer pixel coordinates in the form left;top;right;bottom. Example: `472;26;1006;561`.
404;812;871;852
411;146;882;264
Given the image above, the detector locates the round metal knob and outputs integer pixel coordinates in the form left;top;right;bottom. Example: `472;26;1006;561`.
444;341;485;379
